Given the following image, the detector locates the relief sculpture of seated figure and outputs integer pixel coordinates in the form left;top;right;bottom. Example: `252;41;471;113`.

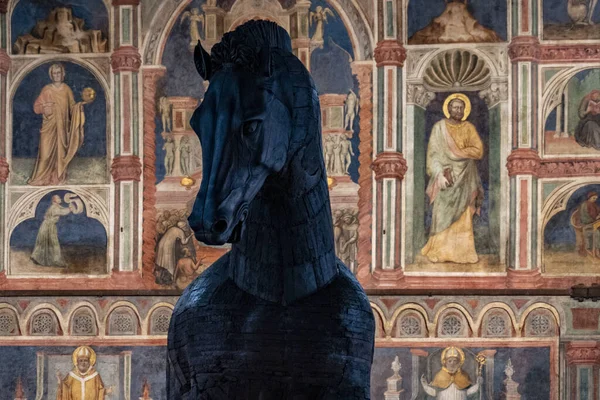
14;7;108;54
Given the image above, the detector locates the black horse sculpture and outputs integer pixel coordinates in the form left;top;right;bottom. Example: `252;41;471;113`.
168;20;375;399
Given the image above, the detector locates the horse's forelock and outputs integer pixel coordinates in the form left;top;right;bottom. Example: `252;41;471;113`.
210;20;291;74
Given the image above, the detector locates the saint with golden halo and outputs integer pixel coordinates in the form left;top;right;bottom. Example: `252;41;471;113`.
421;92;484;264
421;346;483;399
56;346;110;400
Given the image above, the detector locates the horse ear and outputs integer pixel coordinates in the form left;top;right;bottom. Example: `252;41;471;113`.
194;40;212;80
258;46;272;78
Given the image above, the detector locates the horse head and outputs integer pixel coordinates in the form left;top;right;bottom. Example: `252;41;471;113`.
188;21;297;246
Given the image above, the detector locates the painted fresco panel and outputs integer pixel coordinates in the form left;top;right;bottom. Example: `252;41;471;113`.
3;0;600;397
0;346;166;400
372;345;552;399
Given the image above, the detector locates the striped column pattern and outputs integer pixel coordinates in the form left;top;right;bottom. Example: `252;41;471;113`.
110;0;142;273
505;0;542;288
0;0;7;274
371;39;406;284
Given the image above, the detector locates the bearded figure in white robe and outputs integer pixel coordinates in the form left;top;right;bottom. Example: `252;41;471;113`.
421;347;482;400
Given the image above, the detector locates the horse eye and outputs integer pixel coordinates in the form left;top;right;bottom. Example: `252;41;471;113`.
243;120;260;136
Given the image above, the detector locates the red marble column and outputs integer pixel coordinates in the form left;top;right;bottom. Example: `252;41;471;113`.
351;63;374;283
371;152;407;284
0;4;9;278
110;0;142;272
0;48;9;179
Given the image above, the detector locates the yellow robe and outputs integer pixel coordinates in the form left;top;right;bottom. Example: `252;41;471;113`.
431;368;472;390
422;120;484;264
57;370;105;400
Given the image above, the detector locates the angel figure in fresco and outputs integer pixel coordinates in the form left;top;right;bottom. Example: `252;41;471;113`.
28;63;95;186
310;6;335;43
575;89;600;150
422;93;484;264
31;194;83;267
180;8;205;48
421;347;483;400
56;346;113;400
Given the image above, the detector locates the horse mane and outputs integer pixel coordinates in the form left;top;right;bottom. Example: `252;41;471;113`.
210;20;292;74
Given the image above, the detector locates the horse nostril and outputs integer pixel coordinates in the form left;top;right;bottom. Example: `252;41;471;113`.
212;219;228;234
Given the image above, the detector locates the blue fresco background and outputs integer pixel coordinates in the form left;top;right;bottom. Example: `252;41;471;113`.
544;184;600;250
407;0;507;41
12;61;107;159
0;346;166;400
10;190;107;248
11;0;109;49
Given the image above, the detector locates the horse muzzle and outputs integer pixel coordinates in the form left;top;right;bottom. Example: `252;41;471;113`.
190;206;248;245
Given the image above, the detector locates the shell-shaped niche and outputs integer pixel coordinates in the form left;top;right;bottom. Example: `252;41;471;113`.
424;50;491;92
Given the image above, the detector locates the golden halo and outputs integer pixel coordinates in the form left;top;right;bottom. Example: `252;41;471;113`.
72;346;97;367
441;346;465;366
443;93;471;121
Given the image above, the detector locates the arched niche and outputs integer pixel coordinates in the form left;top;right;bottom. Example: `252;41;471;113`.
10;60;109;186
10;0;110;55
479;308;514;337
436;308;472;338
148;306;173;335
522;308;559;337
404;47;509;273
541;67;600;156
70;306;100;336
29;309;63;336
8;189;109;276
393;309;428;338
0;306;20;336
107;306;141;336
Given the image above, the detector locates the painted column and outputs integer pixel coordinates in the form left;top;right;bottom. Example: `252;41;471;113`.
506;8;542;287
371;38;406;284
202;3;226;51
141;66;166;284
368;0;406;285
289;0;311;70
565;342;600;400
351;62;375;283
0;0;8;276
111;0;142;273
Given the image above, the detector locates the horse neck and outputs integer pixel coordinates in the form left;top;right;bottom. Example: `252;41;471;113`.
228;171;338;305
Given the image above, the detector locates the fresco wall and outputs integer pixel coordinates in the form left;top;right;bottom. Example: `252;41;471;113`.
1;0;600;398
